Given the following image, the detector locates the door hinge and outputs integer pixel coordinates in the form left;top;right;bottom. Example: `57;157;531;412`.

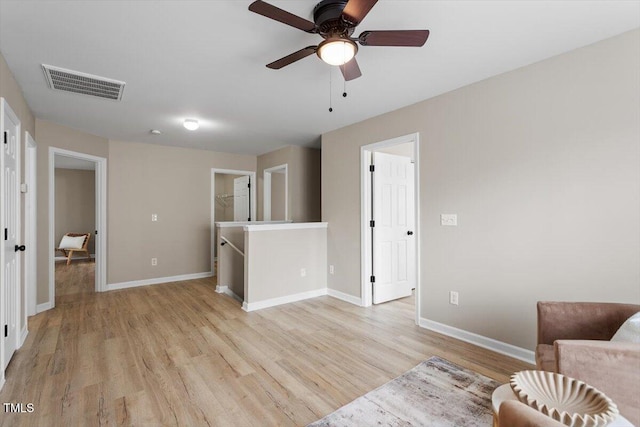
3;132;7;145
369;165;375;172
369;220;375;227
370;275;375;283
4;325;7;338
95;230;98;235
4;228;7;241
247;183;250;188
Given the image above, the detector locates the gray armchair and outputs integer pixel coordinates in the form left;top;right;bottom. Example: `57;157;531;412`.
536;301;640;426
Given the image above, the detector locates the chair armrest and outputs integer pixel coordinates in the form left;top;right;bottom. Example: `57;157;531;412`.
499;400;565;427
555;340;640;426
537;301;640;345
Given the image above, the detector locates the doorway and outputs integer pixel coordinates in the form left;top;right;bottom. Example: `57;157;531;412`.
24;132;37;316
210;168;256;275
48;148;107;308
263;164;288;221
360;133;421;323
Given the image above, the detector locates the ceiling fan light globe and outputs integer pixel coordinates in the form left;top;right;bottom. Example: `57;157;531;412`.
318;39;357;66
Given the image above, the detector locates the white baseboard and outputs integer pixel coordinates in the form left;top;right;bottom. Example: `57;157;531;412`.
107;272;213;292
327;288;363;306
36;301;53;313
19;326;28;348
242;288;328;312
215;285;243;303
419;317;535;365
54;254;95;261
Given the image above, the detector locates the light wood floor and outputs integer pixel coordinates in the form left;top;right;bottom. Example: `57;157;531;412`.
1;265;532;426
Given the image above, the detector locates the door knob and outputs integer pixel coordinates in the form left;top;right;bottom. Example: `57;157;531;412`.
14;245;26;252
407;231;414;236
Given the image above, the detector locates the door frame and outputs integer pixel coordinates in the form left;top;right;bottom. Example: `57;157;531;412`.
360;132;421;324
263;164;288;221
210;168;256;267
24;132;37;317
48;148;107;307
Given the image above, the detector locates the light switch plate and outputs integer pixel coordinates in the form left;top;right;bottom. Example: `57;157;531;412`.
441;214;457;226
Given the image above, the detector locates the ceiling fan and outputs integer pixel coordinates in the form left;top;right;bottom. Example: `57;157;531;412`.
248;0;430;81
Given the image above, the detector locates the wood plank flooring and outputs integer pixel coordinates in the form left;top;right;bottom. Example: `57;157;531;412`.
1;264;532;426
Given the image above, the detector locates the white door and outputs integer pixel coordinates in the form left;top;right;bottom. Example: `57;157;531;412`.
372;152;415;304
1;99;21;371
233;175;250;221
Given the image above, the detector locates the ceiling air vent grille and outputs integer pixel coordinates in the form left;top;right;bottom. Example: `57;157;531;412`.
42;64;125;101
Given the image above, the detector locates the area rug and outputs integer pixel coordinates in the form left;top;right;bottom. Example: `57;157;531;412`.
308;356;500;426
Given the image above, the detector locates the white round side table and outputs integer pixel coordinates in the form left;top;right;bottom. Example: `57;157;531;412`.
491;383;633;427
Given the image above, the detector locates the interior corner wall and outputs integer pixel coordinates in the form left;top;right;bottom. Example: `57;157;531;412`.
321;29;640;351
35;119;109;304
257;145;321;222
1;50;36;333
107;140;256;285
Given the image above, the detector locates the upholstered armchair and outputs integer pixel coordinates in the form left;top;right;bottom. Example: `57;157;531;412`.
536;301;640;426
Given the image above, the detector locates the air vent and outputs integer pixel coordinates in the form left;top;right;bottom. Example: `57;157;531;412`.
42;64;125;101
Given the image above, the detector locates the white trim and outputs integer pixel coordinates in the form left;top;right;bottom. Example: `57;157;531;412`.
54;254;95;262
244;222;328;232
242;288;328;312
49;148;107;309
419;317;536;365
211;168;257;277
215;285;243;303
327;288;363;306
36;302;53;313
263;164;288;221
360;133;421;325
216;220;289;228
24;132;37;317
107;271;213;291
19;326;28;347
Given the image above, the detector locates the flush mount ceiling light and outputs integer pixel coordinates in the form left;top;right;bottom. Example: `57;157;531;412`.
317;38;357;66
183;119;199;131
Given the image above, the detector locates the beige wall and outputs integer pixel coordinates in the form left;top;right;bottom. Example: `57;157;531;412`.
322;29;640;351
54;169;95;255
107;140;256;284
257;146;321;222
244;226;327;305
1;51;36;332
271;172;286;221
35;120;109;304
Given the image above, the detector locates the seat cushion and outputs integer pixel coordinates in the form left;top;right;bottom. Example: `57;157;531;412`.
535;344;556;372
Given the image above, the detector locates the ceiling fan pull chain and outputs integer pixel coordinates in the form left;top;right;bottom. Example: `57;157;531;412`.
329;67;333;112
343;78;347;98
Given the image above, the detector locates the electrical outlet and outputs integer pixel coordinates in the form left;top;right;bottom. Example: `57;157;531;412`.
300;268;306;277
151;258;158;266
329;265;334;275
449;291;459;305
151;214;158;222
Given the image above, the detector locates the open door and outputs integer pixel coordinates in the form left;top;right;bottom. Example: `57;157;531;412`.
372;152;415;304
1;98;21;372
233;175;250;221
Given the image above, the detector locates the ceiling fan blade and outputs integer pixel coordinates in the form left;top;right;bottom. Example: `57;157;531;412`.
342;0;378;26
340;58;362;81
358;30;430;47
266;46;317;69
249;0;317;33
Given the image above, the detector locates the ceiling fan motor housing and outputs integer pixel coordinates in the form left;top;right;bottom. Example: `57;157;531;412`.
313;0;354;37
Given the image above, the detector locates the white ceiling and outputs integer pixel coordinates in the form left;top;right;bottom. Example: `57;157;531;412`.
1;1;638;156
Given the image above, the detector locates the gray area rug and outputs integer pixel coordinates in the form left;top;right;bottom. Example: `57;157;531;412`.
308;356;500;427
